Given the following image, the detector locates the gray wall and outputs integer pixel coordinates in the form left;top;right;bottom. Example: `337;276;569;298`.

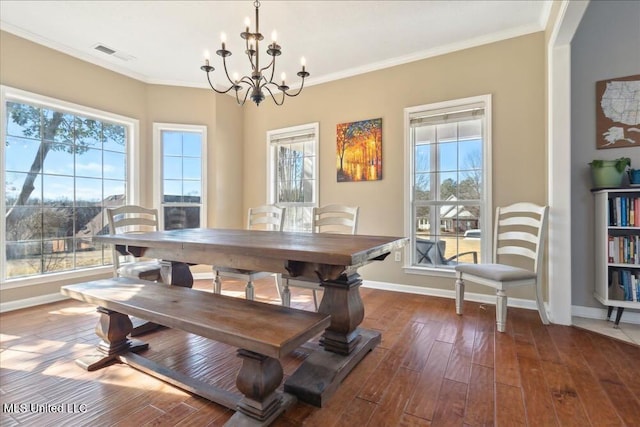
571;0;640;307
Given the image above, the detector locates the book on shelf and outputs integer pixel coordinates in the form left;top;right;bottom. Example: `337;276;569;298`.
608;195;640;227
609;235;615;263
610;268;640;302
608;235;640;264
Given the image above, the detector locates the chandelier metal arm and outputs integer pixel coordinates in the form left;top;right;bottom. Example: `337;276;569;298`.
240;76;255;85
205;71;236;95
235;86;251;106
283;76;307;98
220;54;238;88
245;38;257;71
262;84;286;106
260;56;276;76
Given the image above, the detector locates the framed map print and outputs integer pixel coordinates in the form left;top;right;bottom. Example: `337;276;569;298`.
596;74;640;149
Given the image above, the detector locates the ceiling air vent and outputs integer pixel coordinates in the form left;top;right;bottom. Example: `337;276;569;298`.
94;44;116;55
92;44;135;62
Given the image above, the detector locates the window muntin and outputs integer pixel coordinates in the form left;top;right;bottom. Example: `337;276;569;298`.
267;123;319;232
405;96;491;272
153;124;207;230
2;88;136;282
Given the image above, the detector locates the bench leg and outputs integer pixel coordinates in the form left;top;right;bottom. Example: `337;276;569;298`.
233;350;284;423
76;307;148;372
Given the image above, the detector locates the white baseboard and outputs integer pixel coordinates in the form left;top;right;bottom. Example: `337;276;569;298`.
361;280;539;311
0;292;69;313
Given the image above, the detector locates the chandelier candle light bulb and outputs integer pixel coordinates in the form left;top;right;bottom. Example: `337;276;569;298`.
200;0;309;106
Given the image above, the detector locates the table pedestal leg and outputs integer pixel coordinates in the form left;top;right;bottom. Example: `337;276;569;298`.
161;261;194;288
284;272;381;407
227;349;295;426
318;274;365;355
76;307;148;371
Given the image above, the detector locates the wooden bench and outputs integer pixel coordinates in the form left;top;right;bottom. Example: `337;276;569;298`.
61;277;330;426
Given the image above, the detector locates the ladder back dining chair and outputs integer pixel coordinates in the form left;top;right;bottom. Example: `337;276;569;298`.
281;204;359;311
107;205;163;282
107;204;164;335
454;202;550;332
213;205;285;300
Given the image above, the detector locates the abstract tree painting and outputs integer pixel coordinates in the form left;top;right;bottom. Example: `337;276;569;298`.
336;118;382;182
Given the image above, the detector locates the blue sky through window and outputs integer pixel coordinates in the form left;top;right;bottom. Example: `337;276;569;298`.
5;107;127;203
161;130;202;202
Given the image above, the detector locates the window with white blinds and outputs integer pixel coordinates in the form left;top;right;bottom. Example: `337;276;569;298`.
404;95;492;272
267;123;319;232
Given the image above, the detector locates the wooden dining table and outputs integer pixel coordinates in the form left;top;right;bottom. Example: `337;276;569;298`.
94;227;407;407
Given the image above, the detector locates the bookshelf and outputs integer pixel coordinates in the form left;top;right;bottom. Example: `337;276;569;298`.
593;188;640;327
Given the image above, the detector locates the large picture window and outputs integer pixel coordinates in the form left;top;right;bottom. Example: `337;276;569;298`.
153;123;207;230
404;95;492;273
267;123;319;232
1;86;138;282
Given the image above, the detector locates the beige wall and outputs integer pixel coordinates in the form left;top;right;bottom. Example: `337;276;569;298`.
0;31;244;303
244;32;547;297
213;93;244;228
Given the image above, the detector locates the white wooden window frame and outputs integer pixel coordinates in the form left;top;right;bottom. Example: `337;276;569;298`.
152;123;207;230
266;122;319;232
403;94;492;277
0;85;140;288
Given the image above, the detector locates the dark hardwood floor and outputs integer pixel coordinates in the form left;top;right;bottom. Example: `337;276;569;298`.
1;277;639;426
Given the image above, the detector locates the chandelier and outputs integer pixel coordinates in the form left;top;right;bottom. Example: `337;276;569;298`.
200;0;309;106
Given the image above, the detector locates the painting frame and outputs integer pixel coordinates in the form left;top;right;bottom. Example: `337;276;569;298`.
595;74;640;149
336;117;382;182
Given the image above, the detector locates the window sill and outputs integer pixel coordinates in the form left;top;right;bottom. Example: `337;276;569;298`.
1;266;113;290
403;265;456;278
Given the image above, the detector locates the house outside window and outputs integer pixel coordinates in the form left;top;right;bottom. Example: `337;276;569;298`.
404;95;492;273
267;123;319;232
1;86;139;282
153;123;207;230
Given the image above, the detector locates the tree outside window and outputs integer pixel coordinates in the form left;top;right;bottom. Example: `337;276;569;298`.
406;96;491;271
3;95;131;280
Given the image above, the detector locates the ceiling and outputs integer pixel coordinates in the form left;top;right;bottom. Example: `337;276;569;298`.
0;1;552;91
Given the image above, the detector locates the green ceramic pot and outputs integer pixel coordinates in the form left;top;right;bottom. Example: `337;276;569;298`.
590;160;626;188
